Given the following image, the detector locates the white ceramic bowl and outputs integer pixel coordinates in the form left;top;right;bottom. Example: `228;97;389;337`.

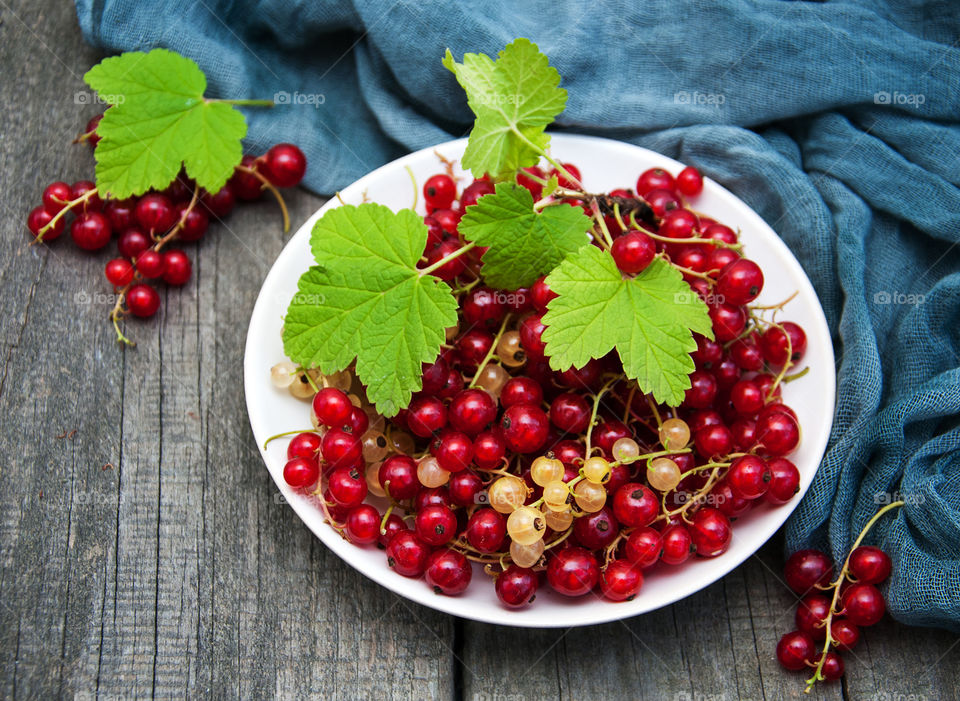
243;134;835;628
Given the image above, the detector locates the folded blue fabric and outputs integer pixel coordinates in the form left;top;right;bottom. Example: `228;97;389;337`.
74;0;960;631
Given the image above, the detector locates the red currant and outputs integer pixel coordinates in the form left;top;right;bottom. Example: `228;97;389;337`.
612;483;659;528
546;547;599;597
162;250;192;285
345;504;381;544
105;258;135;287
423;173;456;210
842;583;886;626
624;527;662;568
765;457;800;504
70;212;112;251
466;508;506;553
500;403;549;454
848;546;892;585
321;428;362;470
784;549;833;595
611;230;656;274
600;559;643;601
776;631;815;671
283;457;319;489
425;548;472;595
126;284;160;318
135;193;176;233
415;505;458;546
386;531;431;577
262;143;307;188
312;388;353;428
689;507;732;557
327;466;367;507
407;395;448;438
135;249;166;278
379;455;419;500
495;565;538;608
676;166;703;196
636;167;675;196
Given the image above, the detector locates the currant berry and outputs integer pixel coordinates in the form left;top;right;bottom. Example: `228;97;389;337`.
230;155;265;200
135;250;166;278
433;430;473;473
549;393;591;434
600;559;643;602
126;284;161;318
816;651;845;681
693;424;734;459
727;455;771;500
611;230;656;274
507;505;546;546
530;276;557;312
448;469;484;507
756;409;800;456
407;395;448;437
500;403;549;454
676;166;704;196
287;432;322;462
830;619;860;651
175;203;209;242
660;524;694;565
842;583;886;626
708;303;748;342
462;287;505;327
546;547;599;597
659;208;698;239
516;165;545;198
466;508;506;553
385;531;431;577
500;377;543;409
624;527;663;568
42;181;72;214
730;378;764;415
776;631;816;671
162;250;192;286
796;593;832;640
518;314;548;361
283;457;319;488
448;388;497;436
423;174;456;210
689;507;732;557
345;504;381;545
495;565;538;608
765;457;801;504
312;387;353;428
459;179;495;210
760;322;808;367
201;185;236;218
488;475;528;514
784;549;833;595
716;258;764;305
322;428;362;470
262;143;307;188
683;370;718;409
848;546;892;585
69;181;102;212
424;239;466;281
472;430;506;470
644;188;680;217
415;505;458;547
135;193;176;233
636;167;675;196
572;506;619;550
425;549;472;596
105;258;135;287
118;228;151;259
27;207;65;239
70;212;112;251
327;466;367;507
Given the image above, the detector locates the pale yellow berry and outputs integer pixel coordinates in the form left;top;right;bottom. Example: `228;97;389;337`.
659;417;691;451
361;430;390;462
270;361;298;388
530;455;564;487
543;508;573;532
510;538;545;568
325;370;353;391
366;462;386;497
496;331;526;368
581;456;611;484
289;370;317;399
417;456;450;488
542;480;570;511
573;479;606;512
612;437;640;462
389;430;416;455
507;506;546;545
488;476;528;514
648;457;682;491
475;364;509;394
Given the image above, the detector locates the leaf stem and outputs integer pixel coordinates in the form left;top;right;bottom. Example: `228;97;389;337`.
418;241;477;276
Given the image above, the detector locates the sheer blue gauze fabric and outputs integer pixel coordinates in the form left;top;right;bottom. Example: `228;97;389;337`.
74;0;960;631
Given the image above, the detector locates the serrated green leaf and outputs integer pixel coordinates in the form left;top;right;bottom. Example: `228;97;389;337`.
83;49;248;198
458;182;590;288
282;204;458;415
443;38;566;180
542;247;714;406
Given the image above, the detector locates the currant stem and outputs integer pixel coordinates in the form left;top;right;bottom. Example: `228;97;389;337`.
33;187;100;244
418;241;477;276
405;165;418;211
612;447;692;467
644;229;742;250
468;314;512;388
509;128;584;190
262;427;317;449
804;500;905;693
236;164;290;232
584;376;622;456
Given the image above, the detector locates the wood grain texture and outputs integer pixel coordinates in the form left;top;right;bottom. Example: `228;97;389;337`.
0;2;956;700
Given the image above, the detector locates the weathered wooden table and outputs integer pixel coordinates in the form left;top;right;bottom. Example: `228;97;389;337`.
1;2;957;699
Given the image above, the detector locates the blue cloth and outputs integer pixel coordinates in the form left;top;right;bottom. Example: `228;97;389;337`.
75;0;960;631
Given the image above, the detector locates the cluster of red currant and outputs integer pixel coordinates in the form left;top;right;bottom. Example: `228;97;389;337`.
269;161;810;608
778;531;895;688
26;114;306;342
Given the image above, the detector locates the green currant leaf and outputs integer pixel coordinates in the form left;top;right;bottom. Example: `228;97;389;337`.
542;246;714;406
458;182;591;289
283;204;458;416
443;38;566;180
84;49;248;198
